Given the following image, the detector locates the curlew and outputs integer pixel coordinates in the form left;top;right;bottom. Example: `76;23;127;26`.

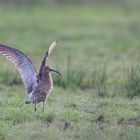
0;41;61;112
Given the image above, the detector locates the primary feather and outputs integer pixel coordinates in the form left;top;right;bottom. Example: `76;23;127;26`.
0;44;38;94
39;41;56;78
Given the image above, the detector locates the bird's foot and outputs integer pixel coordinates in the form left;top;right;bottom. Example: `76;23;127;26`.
42;108;44;112
34;105;37;112
42;102;45;112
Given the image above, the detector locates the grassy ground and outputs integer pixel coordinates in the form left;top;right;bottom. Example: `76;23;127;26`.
0;5;140;140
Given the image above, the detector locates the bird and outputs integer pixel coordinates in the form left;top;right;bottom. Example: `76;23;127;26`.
0;41;61;112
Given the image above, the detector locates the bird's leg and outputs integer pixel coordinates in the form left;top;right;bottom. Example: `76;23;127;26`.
42;102;46;112
34;104;37;112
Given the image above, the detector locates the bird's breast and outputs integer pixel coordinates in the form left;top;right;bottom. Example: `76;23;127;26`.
40;73;53;93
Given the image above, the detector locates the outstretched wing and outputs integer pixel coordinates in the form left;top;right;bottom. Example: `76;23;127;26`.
39;41;56;78
0;44;38;94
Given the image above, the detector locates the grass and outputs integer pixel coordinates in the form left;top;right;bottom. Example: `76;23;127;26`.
123;64;140;98
0;4;140;140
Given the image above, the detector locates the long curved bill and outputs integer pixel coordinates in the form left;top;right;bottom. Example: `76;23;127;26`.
50;68;62;76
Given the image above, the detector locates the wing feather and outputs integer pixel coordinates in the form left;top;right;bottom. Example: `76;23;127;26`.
0;44;38;94
39;41;56;78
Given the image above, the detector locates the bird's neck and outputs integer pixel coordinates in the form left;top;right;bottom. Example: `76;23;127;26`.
41;72;53;91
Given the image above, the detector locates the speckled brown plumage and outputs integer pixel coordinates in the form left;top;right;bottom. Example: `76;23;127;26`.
0;41;61;112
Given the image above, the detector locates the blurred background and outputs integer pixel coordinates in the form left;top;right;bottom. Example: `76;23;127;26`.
0;0;140;140
0;0;140;6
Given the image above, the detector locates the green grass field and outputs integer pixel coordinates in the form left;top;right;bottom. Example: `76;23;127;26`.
0;5;140;140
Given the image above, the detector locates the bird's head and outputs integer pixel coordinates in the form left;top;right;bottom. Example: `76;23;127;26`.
44;66;62;76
